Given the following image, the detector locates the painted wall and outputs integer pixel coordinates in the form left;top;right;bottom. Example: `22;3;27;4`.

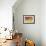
0;0;16;39
0;0;16;29
41;0;46;46
13;0;41;46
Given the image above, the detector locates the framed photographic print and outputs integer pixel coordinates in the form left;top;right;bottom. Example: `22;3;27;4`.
23;15;35;24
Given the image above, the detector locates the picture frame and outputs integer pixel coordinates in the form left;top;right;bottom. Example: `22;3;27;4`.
23;15;35;24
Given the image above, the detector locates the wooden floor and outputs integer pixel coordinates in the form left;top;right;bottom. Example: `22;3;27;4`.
0;39;16;46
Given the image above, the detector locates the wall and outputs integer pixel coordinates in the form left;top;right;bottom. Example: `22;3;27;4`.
0;0;16;39
41;0;46;46
0;0;16;29
13;0;41;46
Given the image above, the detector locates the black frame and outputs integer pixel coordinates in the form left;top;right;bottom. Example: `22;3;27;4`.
23;15;35;24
